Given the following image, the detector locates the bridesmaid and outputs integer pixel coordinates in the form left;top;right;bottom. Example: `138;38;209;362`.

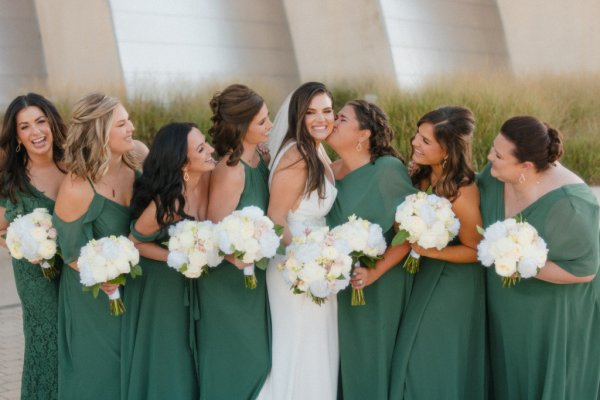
52;93;139;399
389;106;486;399
0;93;66;400
125;123;215;399
479;116;599;399
197;84;273;399
325;100;416;400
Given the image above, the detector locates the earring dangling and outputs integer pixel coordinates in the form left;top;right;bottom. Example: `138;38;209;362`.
16;143;21;153
518;173;526;184
356;142;363;152
183;171;189;182
442;158;448;169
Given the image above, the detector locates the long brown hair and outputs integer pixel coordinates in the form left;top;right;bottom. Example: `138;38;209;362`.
411;106;475;201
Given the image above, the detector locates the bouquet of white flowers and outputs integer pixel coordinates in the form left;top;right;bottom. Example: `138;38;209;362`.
78;235;142;315
330;215;387;305
215;206;283;289
5;208;60;280
278;226;352;305
477;217;548;287
393;192;460;273
166;220;223;278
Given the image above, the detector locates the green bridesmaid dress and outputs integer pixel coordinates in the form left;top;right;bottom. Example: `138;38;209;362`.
52;180;133;400
389;243;486;398
478;163;600;399
124;222;198;399
326;156;416;400
195;158;271;400
3;187;61;400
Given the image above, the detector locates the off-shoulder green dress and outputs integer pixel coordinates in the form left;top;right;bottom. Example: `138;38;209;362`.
478;163;600;399
195;158;271;400
3;186;60;400
326;156;417;400
52;180;135;400
124;222;198;399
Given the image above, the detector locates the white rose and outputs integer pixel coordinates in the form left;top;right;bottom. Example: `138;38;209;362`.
167;250;188;269
38;240;57;259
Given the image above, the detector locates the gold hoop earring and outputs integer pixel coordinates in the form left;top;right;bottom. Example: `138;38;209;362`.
356;142;363;152
183;171;189;182
16;143;21;153
518;173;526;184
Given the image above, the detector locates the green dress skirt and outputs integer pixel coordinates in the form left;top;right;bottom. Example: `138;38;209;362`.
52;181;135;400
195;158;271;399
326;156;417;400
478;163;600;399
389;244;487;399
3;186;61;400
124;222;198;399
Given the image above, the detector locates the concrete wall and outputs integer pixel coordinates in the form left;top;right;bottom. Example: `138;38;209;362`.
0;0;46;106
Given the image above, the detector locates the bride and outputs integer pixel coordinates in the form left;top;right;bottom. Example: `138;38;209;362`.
258;82;338;399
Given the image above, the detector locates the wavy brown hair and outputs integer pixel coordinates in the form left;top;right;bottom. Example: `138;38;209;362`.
410;106;475;201
64;93;137;181
208;84;264;166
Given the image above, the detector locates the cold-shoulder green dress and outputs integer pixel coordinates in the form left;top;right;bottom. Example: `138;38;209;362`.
195;158;271;400
478;163;600;399
52;181;135;400
326;156;416;400
124;222;198;399
3;186;61;400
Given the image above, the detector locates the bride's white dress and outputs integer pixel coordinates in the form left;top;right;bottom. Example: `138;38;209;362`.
258;141;339;400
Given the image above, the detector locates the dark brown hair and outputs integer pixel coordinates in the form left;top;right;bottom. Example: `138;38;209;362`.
209;84;264;166
411;106;475;201
500;116;563;172
0;93;67;202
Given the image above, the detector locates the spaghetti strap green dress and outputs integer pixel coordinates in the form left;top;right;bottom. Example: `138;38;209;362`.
389;240;486;398
195;158;271;400
478;163;600;399
124;222;198;399
326;156;417;400
52;181;133;400
3;186;60;400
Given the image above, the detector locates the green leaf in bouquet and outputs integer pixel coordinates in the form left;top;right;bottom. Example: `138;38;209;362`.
130;264;143;278
218;250;226;257
256;258;268;271
109;275;126;286
476;225;485;235
391;230;410;247
274;224;284;237
161;241;169;247
514;214;525;223
360;255;380;269
276;243;286;255
234;250;246;260
179;263;188;273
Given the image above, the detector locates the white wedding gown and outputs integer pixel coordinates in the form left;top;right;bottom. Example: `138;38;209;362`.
258;141;339;400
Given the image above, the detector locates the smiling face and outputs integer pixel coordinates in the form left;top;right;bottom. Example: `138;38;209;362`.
411;122;447;167
108;104;135;156
243;103;272;146
327;104;362;153
487;133;524;183
185;127;216;174
15;106;53;157
304;92;334;143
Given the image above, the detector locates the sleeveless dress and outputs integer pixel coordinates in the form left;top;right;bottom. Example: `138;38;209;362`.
124;222;198;399
195;156;271;400
326;156;417;400
3;186;60;400
478;163;600;399
257;142;338;400
52;180;134;400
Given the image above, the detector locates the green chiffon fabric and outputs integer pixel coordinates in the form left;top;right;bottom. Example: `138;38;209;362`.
195;158;271;400
52;182;135;400
124;222;198;399
3;186;60;400
478;163;600;399
325;156;416;400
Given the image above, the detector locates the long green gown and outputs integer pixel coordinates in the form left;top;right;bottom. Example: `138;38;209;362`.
325;156;416;400
52;181;135;400
478;163;600;399
195;158;271;400
389;207;487;397
3;187;60;400
124;222;198;399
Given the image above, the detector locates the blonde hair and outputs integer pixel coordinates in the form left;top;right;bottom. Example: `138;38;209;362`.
64;93;137;181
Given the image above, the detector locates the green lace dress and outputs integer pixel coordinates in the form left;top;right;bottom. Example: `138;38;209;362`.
3;186;60;400
478;163;600;399
124;222;198;399
326;156;417;400
52;181;134;400
195;158;271;400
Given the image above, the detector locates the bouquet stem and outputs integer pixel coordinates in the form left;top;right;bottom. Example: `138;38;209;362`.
40;261;60;280
403;249;421;274
107;288;125;316
351;288;366;306
243;265;257;289
501;274;521;288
